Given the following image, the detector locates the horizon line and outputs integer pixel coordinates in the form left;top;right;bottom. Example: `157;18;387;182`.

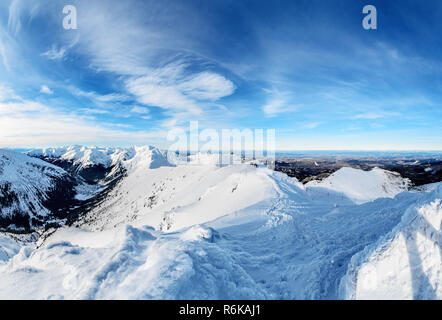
2;146;442;153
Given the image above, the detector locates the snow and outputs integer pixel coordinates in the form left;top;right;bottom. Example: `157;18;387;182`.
74;182;103;201
26;145;170;172
74;158;278;232
340;184;441;300
0;149;68;221
413;183;440;193
122;146;172;171
306;167;411;204
0;233;21;262
0;148;440;300
27;146;122;169
0;149;66;185
0;224;270;299
0;232;38;263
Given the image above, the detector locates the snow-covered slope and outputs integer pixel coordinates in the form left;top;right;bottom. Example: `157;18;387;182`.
0;162;308;299
0;233;21;262
0;149;439;300
75;153;286;232
0;150;76;229
0;232;38;263
306;167;411;204
121;146;172;171
340;184;441;299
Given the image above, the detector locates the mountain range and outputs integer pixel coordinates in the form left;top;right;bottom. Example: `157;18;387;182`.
0;146;440;299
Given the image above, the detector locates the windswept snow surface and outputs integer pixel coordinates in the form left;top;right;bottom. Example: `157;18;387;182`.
0;232;38;263
0;234;21;262
340;184;441;299
0;152;440;300
306;167;411;204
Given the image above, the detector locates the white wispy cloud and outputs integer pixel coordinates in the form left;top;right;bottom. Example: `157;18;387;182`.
262;89;300;117
41;45;66;60
71;87;130;103
304;122;323;129
351;112;399;120
65;2;235;119
0;88;164;147
262;98;285;116
0;37;10;71
179;72;235;101
130;106;150;114
125;63;235;115
7;0;27;34
0;101;45;114
40;85;53;94
130;106;152;119
5;0;237;130
0;84;18;101
0;113;164;147
80;108;110;115
161;118;178;128
95;93;130;103
370;123;385;129
127;75;202;114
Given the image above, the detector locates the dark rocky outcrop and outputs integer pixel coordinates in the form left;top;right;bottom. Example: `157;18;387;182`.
31;157;122;184
0;175;77;232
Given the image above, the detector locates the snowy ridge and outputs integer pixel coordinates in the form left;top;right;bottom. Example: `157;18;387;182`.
75;153;282;232
27;146;125;170
121;146;172;172
26;145;170;171
306;167;411;204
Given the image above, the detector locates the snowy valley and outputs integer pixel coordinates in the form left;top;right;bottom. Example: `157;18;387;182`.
0;146;440;300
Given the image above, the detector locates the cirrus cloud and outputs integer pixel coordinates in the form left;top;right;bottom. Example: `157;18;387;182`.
40;85;53;94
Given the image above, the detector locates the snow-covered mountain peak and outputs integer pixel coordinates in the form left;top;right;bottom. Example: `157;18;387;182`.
26;145;170;171
27;146;123;169
306;166;411;204
121;146;171;171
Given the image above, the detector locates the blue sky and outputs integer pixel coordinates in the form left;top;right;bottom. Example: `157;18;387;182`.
0;0;441;150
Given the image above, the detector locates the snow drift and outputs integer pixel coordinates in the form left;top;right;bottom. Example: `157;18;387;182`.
340;184;441;299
